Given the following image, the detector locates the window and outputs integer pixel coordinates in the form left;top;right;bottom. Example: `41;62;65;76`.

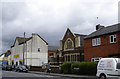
71;55;77;62
67;40;72;49
110;35;116;43
92;39;96;46
38;48;40;52
91;58;102;62
117;63;120;69
92;38;101;46
97;38;101;45
65;56;68;62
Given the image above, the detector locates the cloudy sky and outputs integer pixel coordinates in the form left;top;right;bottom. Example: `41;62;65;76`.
1;0;119;53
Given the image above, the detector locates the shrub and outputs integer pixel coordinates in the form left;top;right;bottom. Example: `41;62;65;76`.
71;62;81;74
71;62;98;75
61;62;72;74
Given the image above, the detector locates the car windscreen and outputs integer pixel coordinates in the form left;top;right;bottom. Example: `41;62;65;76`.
116;63;120;69
7;65;11;67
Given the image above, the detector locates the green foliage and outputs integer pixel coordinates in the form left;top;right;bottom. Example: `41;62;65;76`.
61;62;98;75
71;62;98;75
61;62;72;74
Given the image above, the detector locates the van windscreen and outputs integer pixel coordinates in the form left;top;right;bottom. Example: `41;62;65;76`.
117;63;120;69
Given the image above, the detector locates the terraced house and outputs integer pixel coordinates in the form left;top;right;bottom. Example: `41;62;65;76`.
11;33;48;66
60;28;86;62
84;23;120;62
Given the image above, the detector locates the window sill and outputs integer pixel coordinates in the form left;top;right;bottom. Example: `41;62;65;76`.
110;42;117;44
92;45;101;47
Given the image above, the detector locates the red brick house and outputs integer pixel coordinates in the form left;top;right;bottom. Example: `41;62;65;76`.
60;28;86;62
84;23;120;62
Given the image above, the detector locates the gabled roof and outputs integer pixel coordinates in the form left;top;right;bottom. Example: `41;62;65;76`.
85;23;120;39
17;37;32;45
74;34;87;37
1;51;11;57
11;33;48;48
62;28;87;40
36;34;48;45
11;37;32;48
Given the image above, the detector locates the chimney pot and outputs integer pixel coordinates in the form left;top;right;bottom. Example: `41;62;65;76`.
96;24;104;30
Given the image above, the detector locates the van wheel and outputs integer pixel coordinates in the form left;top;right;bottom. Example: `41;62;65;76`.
100;75;106;79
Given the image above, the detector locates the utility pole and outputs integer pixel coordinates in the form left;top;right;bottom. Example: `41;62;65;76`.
26;36;27;66
23;32;26;65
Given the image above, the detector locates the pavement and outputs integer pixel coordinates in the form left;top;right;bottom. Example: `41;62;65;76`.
29;71;99;79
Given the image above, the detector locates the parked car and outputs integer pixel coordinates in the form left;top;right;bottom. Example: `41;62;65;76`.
15;65;28;72
2;62;8;70
11;65;16;70
96;58;120;79
2;64;6;70
6;65;12;71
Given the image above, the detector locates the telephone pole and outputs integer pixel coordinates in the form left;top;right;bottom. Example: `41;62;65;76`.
23;32;26;65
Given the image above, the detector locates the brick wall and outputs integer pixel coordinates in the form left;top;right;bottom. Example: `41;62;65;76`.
30;66;60;73
84;32;120;62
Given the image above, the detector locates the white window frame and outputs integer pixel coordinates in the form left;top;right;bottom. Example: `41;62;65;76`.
97;38;101;45
91;57;102;62
92;39;96;46
110;35;116;43
92;38;101;46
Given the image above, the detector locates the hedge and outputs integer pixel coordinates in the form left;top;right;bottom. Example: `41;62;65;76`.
61;62;72;74
61;62;98;75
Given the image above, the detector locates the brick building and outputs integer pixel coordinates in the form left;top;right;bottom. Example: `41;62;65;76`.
60;28;86;62
48;46;60;65
84;23;120;62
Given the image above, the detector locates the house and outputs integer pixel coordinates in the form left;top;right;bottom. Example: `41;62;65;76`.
84;23;120;62
11;33;48;66
48;46;59;65
1;50;11;65
60;28;86;62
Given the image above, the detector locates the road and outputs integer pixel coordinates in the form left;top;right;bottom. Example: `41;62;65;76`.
1;70;99;79
2;70;79;79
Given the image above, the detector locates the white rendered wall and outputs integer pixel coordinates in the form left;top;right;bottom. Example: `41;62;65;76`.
11;34;48;66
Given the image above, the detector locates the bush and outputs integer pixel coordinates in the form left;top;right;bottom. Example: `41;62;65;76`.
61;62;98;75
71;62;81;74
71;62;98;75
61;62;72;74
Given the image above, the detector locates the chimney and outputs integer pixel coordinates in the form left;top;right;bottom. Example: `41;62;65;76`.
96;24;104;30
32;33;37;36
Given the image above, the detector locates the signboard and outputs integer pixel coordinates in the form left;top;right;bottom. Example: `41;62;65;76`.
14;54;19;58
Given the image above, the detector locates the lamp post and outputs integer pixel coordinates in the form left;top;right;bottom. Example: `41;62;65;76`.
23;32;26;65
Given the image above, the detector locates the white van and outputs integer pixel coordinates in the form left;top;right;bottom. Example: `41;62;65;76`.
96;58;120;79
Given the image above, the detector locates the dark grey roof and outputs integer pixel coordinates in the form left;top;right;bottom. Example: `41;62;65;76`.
11;37;32;48
17;37;31;44
48;46;59;51
85;23;120;39
1;51;11;57
74;34;87;37
11;33;48;48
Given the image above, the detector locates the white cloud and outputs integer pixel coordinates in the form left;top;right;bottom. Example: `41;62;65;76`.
2;0;119;53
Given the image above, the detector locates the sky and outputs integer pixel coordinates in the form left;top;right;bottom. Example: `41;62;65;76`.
1;0;120;53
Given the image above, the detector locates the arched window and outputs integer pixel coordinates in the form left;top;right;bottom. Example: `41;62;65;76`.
67;40;72;49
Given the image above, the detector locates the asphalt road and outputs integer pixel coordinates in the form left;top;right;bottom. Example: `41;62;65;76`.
2;70;79;79
1;70;119;79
